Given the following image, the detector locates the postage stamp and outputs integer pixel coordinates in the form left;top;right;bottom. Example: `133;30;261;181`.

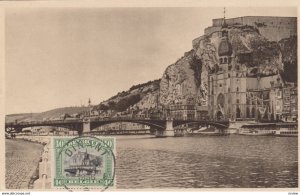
53;136;116;190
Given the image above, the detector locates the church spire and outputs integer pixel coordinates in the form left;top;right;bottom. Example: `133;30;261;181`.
221;7;228;28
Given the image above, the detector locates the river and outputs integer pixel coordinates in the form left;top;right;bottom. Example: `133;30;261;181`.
115;135;298;188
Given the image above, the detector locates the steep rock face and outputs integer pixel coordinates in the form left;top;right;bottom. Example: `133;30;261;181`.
159;24;296;106
159;50;205;106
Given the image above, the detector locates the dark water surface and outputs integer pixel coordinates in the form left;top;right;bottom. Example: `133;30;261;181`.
115;135;298;188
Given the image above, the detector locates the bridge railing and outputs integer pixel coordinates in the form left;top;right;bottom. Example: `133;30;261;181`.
6;116;230;127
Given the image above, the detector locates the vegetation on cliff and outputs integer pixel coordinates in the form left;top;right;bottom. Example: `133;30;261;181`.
96;79;160;112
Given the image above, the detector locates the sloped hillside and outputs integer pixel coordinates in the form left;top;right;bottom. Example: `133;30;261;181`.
6;106;89;123
95;79;160;112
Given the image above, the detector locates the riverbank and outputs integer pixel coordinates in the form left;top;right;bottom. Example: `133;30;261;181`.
5;139;44;189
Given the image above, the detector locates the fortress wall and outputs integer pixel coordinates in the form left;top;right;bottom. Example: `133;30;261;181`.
206;16;297;42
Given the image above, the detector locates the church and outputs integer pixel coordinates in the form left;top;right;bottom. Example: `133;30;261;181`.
207;18;295;122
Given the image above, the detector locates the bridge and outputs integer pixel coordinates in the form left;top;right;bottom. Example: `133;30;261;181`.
5;117;230;137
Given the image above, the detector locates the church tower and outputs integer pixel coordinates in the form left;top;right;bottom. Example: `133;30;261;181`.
208;8;234;121
218;8;232;70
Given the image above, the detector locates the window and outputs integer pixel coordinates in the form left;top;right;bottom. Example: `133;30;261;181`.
237;87;239;92
224;58;227;63
236;107;241;118
246;107;250;118
252;107;255;118
277;91;281;98
236;99;239;104
236;65;240;71
228;73;230;78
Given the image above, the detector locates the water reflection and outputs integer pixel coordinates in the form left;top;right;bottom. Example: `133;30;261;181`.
115;135;298;188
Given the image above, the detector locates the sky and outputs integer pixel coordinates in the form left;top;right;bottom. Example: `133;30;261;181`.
5;7;296;114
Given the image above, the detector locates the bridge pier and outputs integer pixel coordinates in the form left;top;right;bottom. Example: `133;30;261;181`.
164;118;175;136
155;118;174;137
82;119;91;135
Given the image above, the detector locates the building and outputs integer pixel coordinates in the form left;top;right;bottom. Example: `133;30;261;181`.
207;18;297;122
169;104;208;120
96;122;150;131
204;16;297;42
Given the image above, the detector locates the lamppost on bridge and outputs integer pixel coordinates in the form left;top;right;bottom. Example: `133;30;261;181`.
81;98;92;135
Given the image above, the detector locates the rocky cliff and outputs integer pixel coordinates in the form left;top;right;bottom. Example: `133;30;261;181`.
159;23;297;107
96;19;297;112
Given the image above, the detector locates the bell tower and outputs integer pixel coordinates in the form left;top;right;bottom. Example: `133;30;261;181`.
218;8;232;69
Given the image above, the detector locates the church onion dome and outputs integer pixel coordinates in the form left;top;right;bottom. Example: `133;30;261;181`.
218;38;233;56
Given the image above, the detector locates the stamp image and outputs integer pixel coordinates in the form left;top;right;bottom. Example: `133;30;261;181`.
53;136;115;190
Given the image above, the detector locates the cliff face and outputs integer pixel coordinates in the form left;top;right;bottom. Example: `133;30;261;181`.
159;24;297;106
159;50;205;106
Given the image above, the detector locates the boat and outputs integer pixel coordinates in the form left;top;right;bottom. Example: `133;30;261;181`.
185;126;229;136
273;122;298;137
237;123;275;136
238;129;274;136
238;122;298;136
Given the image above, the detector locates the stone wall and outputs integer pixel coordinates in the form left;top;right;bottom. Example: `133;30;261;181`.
204;16;297;42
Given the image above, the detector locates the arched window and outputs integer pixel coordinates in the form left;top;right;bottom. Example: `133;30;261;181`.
220;58;223;64
217;93;225;108
236;107;241;118
237;87;239;92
